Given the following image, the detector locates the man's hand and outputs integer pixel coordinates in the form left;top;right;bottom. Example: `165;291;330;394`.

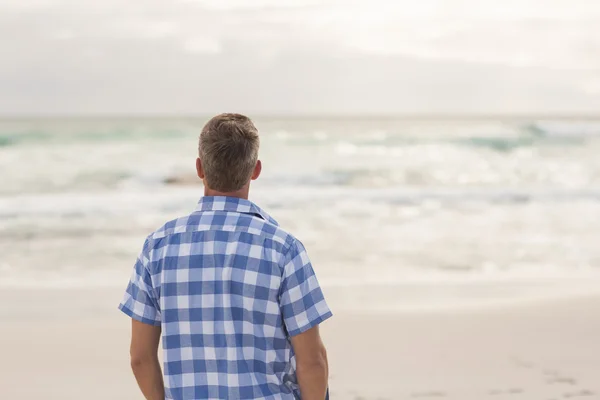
130;319;164;400
290;325;329;400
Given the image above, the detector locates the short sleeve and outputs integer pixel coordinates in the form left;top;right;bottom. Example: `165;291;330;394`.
279;239;332;337
118;241;161;326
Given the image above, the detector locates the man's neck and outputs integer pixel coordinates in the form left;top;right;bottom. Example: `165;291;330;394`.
204;187;249;200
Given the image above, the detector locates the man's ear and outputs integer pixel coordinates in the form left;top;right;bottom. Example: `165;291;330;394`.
251;160;262;180
196;158;205;179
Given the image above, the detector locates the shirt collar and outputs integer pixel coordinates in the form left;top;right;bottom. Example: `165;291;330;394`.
193;196;279;226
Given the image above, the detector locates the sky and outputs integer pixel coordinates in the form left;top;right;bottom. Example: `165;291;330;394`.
1;0;599;115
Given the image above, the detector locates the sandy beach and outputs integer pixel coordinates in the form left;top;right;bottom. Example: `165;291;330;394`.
3;117;600;398
2;288;599;399
3;0;600;395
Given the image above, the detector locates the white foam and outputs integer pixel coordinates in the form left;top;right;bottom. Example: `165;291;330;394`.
3;118;600;312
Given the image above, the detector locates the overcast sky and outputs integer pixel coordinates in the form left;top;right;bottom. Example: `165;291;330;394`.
1;0;599;115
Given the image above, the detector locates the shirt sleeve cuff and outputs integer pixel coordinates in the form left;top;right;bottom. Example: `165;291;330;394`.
287;310;333;337
118;303;161;326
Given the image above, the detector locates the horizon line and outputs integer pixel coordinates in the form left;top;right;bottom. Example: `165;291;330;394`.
1;112;600;121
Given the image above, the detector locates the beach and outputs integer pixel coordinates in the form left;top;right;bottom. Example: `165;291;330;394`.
2;0;600;394
2;288;599;399
2;117;600;398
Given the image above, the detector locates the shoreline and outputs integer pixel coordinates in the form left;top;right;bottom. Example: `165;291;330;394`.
2;278;600;315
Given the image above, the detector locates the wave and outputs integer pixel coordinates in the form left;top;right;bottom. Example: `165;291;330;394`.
0;136;13;147
2;118;599;149
453;136;538;152
331;126;591;154
3;188;600;222
0;128;190;147
527;121;600;137
0;131;51;147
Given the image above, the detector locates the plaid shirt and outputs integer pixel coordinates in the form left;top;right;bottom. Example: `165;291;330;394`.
119;196;332;399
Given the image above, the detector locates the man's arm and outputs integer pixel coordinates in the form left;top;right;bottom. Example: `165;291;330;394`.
279;239;332;400
130;319;164;400
290;325;329;400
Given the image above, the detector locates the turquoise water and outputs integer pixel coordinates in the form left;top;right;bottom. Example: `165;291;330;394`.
1;117;600;306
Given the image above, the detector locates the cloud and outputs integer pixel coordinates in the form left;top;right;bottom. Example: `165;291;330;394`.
177;0;323;10
53;28;76;40
182;36;222;54
0;0;598;114
583;79;600;95
112;19;180;40
301;0;600;71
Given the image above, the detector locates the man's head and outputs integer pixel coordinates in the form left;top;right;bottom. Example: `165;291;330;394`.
197;113;261;195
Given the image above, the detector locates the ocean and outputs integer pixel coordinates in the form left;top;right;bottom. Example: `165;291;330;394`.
2;117;600;309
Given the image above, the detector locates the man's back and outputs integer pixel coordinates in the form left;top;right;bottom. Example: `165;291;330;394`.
120;196;332;399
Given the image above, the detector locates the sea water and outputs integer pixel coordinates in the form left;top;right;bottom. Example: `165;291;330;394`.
1;117;600;309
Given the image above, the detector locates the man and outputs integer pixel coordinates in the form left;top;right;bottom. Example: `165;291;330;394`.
119;113;332;400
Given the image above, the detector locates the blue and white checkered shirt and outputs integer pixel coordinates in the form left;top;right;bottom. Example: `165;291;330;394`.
119;196;332;400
